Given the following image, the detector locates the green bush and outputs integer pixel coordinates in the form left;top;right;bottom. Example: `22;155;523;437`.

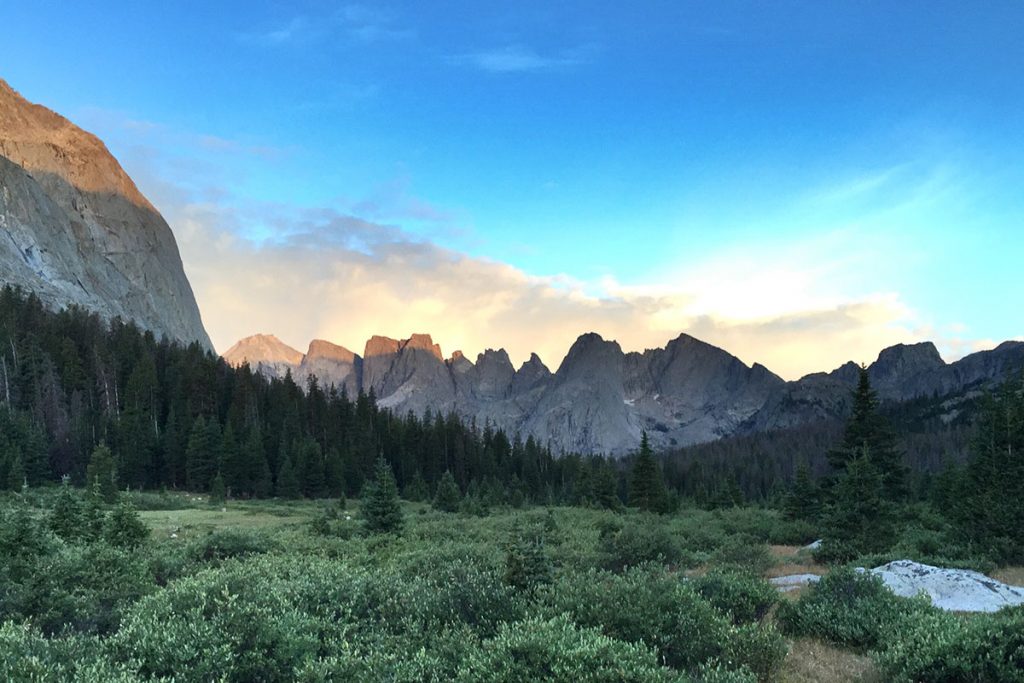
875;606;1024;683
188;528;275;563
692;569;778;625
708;536;773;575
600;519;686;571
455;615;683;683
0;622;139;682
777;566;937;650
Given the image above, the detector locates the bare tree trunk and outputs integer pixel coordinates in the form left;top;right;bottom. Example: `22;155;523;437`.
1;354;9;407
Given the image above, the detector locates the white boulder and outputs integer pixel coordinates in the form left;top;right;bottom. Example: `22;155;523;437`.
868;560;1024;613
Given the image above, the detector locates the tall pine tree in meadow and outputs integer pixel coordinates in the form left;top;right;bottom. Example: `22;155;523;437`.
828;366;907;501
432;470;462;512
275;455;301;499
629;432;668;513
819;449;896;561
362;457;404;534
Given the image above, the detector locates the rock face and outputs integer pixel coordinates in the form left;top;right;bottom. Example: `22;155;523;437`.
0;79;212;351
867;560;1024;613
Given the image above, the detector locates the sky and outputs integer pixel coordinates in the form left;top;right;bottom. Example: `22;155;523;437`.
1;1;1022;379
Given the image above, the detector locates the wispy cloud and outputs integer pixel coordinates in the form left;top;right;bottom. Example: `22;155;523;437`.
447;44;594;73
237;5;413;48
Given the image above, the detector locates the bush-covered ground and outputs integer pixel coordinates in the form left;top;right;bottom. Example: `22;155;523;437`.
1;488;1022;682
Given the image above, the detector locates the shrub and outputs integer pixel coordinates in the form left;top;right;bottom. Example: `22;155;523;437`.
692;569;778;625
600;519;685;571
777;566;936;650
708;536;773;575
874;606;1024;683
188;528;275;563
543;566;729;670
455;615;682;683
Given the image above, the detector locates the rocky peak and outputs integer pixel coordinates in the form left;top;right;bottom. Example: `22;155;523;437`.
512;353;552;395
0;78;212;351
305;339;356;364
223;334;304;367
871;342;945;380
403;333;443;360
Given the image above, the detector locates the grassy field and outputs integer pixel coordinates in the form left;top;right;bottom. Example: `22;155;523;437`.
3;489;1022;682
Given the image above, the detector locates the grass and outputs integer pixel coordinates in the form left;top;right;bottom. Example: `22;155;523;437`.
991;566;1024;587
780;638;879;683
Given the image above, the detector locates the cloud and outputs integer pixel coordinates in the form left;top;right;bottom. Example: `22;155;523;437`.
138;181;928;380
94;115;996;381
237;6;413;48
447;44;592;73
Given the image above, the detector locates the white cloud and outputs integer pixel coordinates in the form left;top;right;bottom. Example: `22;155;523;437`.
447;45;591;73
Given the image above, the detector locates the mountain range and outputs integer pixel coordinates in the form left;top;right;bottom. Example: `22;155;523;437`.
224;331;1024;455
4;77;1021;456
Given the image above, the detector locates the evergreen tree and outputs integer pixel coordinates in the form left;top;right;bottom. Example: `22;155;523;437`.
48;477;83;541
362;457;404;534
785;462;820;521
955;379;1024;563
433;470;462;512
104;498;149;549
503;524;553;591
209;473;226;505
275;456;301;499
819;450;896;561
220;423;247;497
252;448;273;499
591;461;622;511
828;366;907;500
629;432;668;512
185;416;218;491
85;443;118;503
82;479;107;541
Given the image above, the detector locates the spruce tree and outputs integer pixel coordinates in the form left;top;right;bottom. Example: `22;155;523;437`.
785;462;820;521
828;366;906;500
48;477;83;541
591;461;622;511
432;470;462;512
629;432;668;512
104;497;150;549
209;473;226;505
820;450;895;561
85;443;118;503
362;457;404;534
275;456;301;499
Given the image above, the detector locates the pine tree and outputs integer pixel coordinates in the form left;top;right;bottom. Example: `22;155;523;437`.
955;379;1024;563
819;450;895;561
503;523;553;591
48;477;83;541
629;432;668;512
362;457;404;534
185;416;217;491
82;479;107;541
785;462;820;521
591;461;622;511
275;456;301;499
432;470;462;512
220;423;247;497
828;366;907;500
85;443;118;503
104;497;150;549
209;473;226;505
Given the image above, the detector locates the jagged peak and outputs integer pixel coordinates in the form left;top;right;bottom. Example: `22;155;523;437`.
403;333;443;360
305;339;357;363
517;352;550;375
364;335;401;358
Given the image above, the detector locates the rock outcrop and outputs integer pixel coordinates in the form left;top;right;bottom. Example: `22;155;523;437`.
0;78;212;351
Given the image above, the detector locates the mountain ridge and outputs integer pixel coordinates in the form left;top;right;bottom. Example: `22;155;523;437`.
223;329;1024;455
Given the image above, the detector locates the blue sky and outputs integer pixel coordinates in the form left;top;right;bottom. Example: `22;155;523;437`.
2;2;1022;377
